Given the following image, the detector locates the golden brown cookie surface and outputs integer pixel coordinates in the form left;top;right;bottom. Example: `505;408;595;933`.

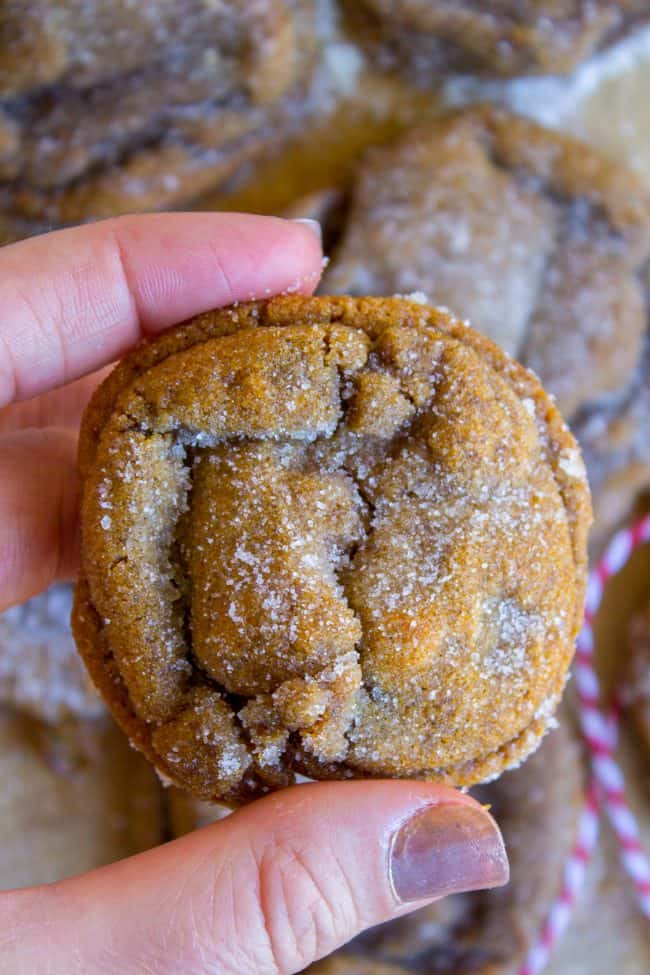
73;295;590;802
350;1;650;79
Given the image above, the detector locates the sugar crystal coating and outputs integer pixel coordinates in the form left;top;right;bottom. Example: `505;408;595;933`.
73;295;591;803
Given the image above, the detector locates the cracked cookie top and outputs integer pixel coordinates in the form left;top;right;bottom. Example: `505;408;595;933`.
73;295;591;803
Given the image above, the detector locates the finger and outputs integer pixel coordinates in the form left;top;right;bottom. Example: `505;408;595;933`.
0;212;323;408
0;428;79;611
0;781;508;975
0;368;111;434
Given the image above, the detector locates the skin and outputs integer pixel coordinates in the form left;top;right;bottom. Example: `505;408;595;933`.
0;213;502;975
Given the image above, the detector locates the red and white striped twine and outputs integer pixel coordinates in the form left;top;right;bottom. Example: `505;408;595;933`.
519;513;650;974
577;513;650;918
518;782;600;975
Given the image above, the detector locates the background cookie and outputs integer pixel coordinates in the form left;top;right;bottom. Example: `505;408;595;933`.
0;583;164;890
0;584;103;723
0;0;318;240
348;1;650;79
0;709;163;890
323;105;650;423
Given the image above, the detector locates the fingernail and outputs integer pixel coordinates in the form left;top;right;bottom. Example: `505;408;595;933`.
389;803;509;903
291;218;322;244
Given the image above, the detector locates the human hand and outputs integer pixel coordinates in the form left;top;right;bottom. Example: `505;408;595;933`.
0;213;508;974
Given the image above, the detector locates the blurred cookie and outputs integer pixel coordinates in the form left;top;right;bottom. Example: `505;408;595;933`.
575;351;650;553
324;105;650;422
323;106;650;544
0;1;317;235
0;584;103;724
0;707;162;889
0;0;247;96
348;1;650;79
0;581;163;888
0;0;309;99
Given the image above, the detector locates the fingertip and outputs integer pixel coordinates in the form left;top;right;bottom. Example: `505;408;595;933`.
226;211;325;295
240;777;507;910
115;211;324;332
282;216;325;296
291;217;323;247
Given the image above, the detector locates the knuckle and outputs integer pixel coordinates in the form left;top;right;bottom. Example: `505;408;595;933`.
173;855;277;975
256;836;360;972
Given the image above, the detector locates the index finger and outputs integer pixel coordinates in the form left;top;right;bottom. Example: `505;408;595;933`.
0;212;323;408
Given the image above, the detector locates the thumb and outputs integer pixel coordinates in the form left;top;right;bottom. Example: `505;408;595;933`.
1;780;508;975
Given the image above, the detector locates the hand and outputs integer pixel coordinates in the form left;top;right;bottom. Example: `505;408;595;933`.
0;213;508;974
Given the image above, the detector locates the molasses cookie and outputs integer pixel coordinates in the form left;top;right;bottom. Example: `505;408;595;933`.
307;718;585;975
322;106;650;546
0;0;306;98
0;1;317;234
0;707;163;889
324;106;650;424
349;1;650;80
576;350;649;553
73;295;591;803
0;584;103;724
0;583;163;887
